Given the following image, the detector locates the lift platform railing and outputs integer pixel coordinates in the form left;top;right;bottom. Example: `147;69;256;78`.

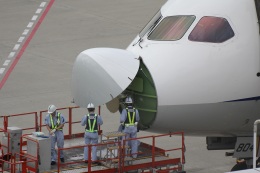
121;132;185;173
40;106;79;139
0;112;38;148
19;134;40;172
57;140;119;173
0;128;10;154
0;107;185;173
0;152;38;173
39;106;102;139
0;133;40;173
0;106;100;140
54;132;185;173
0;112;38;133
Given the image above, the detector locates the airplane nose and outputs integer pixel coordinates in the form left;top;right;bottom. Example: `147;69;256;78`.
71;48;140;107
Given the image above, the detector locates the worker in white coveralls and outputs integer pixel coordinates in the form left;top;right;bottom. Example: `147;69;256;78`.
45;104;66;165
120;96;140;158
81;103;103;165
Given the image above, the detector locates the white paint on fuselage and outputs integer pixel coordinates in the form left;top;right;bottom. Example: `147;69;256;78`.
126;0;260;136
72;0;260;137
128;0;260;105
151;101;260;136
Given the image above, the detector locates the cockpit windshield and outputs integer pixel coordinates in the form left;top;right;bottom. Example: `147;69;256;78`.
148;16;195;41
139;10;162;38
188;16;234;43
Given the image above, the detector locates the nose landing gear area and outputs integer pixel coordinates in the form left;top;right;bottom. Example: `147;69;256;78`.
121;59;158;131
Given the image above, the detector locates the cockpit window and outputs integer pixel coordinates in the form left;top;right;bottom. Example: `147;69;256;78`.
139;10;162;38
148;16;195;41
188;16;234;43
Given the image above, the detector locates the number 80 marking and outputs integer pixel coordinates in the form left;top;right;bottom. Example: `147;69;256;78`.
236;143;253;152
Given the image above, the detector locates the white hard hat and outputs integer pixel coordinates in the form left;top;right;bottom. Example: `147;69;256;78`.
87;103;95;109
125;97;133;104
48;105;57;114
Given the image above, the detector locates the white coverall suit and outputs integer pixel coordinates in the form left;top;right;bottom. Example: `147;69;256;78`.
120;106;140;158
81;113;103;161
45;112;66;162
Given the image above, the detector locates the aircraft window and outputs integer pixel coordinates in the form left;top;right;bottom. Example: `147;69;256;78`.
139;10;162;38
188;16;234;43
255;0;260;32
148;16;195;41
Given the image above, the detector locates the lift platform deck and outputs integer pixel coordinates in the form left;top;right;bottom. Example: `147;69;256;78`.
46;135;185;173
0;106;186;173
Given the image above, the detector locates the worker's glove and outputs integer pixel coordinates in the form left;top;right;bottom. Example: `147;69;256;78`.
50;129;56;135
134;122;138;126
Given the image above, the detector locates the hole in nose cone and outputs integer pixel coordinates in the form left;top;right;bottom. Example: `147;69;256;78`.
71;48;140;108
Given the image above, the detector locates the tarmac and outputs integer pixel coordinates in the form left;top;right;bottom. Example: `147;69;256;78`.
0;0;236;172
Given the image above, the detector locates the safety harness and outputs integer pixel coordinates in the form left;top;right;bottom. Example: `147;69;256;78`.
124;108;136;126
85;114;98;132
50;112;62;130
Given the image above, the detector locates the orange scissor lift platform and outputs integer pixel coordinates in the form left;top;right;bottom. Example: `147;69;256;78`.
0;106;186;173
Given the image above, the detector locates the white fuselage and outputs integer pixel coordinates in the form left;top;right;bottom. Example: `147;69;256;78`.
126;0;260;136
72;0;260;137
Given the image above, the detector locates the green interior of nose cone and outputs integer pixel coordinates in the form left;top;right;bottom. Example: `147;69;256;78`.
122;60;157;130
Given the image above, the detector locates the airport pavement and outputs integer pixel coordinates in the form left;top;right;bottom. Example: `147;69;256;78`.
0;0;236;172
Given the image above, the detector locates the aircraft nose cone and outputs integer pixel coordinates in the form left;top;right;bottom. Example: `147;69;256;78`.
72;48;140;107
